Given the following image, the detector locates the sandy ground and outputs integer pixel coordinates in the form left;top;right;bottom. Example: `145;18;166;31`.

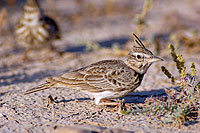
1;0;200;132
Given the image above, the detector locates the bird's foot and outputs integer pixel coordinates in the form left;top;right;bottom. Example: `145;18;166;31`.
22;49;32;62
98;99;119;106
99;99;126;112
47;95;58;107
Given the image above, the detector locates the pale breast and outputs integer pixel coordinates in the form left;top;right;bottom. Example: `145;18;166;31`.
15;22;50;47
15;5;50;47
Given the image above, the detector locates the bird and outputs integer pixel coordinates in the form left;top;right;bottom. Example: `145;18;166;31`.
25;34;163;105
15;0;62;60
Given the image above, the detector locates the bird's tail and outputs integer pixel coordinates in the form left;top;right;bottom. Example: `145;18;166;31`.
24;78;56;95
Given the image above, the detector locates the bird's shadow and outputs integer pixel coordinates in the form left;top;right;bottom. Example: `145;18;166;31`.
121;88;167;103
54;97;91;103
53;88;168;104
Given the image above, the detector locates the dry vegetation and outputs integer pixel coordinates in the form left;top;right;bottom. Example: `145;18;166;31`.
121;45;200;128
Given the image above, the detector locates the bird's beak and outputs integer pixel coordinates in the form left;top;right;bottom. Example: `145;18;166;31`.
149;56;164;63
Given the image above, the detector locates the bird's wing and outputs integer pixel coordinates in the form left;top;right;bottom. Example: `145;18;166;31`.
40;16;60;39
78;65;134;92
46;60;136;93
50;72;98;91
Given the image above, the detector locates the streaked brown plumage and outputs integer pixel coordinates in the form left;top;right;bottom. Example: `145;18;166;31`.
25;34;163;105
15;0;61;57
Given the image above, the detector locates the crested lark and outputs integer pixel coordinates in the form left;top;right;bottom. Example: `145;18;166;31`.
25;34;163;105
15;0;61;59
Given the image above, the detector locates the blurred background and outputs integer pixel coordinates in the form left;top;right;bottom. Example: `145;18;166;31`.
1;0;200;58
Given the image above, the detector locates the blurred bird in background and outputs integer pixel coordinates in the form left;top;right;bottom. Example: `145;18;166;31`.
15;0;62;60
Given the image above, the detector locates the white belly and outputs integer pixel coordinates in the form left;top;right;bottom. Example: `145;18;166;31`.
82;90;129;105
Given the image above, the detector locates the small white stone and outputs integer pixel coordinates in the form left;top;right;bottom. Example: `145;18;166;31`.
0;113;3;117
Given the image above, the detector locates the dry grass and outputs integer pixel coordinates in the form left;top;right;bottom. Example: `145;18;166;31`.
134;0;154;35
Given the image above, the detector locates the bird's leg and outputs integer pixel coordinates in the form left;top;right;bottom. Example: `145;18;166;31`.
46;95;58;122
47;95;58;107
99;99;127;112
22;48;32;61
42;43;64;62
98;99;120;106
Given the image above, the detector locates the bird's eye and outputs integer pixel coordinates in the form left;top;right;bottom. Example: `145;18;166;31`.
136;54;142;60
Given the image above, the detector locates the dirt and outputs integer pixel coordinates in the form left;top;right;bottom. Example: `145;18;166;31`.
0;0;200;132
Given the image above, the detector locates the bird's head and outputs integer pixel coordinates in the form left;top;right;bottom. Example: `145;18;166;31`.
125;34;163;74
